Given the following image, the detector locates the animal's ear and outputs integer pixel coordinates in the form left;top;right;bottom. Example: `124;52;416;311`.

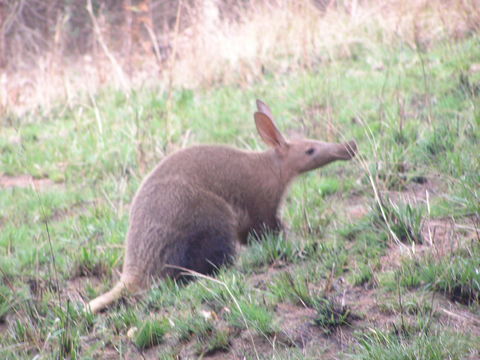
256;99;274;120
254;112;288;149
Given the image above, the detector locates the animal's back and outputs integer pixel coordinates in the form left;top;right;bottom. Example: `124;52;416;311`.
148;145;284;233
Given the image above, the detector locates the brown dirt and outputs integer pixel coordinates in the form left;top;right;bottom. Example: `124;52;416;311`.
381;174;444;204
0;174;58;190
49;201;90;224
434;294;480;337
344;174;444;220
344;195;369;221
64;276;104;305
380;215;478;272
341;174;478;272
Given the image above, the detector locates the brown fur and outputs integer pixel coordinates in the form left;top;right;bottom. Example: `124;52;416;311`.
87;100;357;313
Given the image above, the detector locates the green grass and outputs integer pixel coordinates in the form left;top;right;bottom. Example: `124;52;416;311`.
395;243;480;305
372;198;425;244
313;297;353;335
0;31;479;359
133;318;170;349
194;328;231;356
352;327;474;360
175;313;214;342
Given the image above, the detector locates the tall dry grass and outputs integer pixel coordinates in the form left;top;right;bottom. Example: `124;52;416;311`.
1;0;479;115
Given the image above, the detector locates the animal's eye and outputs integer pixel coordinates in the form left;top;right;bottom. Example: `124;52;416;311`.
305;148;315;155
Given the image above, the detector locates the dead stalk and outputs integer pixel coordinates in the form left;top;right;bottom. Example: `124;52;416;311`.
86;0;130;94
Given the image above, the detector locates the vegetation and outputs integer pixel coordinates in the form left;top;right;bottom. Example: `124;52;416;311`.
1;0;479;358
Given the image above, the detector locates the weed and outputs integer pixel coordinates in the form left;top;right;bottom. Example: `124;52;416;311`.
317;177;340;196
11;318;37;344
380;293;434;317
420;123;455;159
58;326;80;359
396;261;422;289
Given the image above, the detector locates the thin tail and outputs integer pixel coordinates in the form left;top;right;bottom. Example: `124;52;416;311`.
86;281;128;314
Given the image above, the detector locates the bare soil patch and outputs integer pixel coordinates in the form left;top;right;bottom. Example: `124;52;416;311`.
380;215;478;272
0;174;58;190
343;175;443;222
382;174;444;204
64;276;104;305
434;294;480;336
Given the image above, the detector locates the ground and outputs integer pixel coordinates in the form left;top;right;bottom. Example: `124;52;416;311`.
1;28;480;360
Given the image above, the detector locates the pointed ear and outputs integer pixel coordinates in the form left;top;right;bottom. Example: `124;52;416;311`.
254;112;288;149
256;99;274;120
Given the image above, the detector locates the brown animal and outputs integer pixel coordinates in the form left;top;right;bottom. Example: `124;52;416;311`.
87;100;357;313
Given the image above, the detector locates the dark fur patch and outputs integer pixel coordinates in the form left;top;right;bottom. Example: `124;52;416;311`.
169;227;235;282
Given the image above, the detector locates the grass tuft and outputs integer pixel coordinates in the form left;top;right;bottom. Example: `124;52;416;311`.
72;246;110;278
313;297;353;335
396;244;480;304
373;198;425;244
133;318;170;350
226;299;278;336
240;232;297;271
353;328;471;360
195;328;231;356
176;313;214;342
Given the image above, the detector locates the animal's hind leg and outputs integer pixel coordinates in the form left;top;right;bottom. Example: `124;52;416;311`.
163;195;238;280
187;227;236;276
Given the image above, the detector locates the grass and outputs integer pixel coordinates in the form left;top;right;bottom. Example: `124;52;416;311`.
353;328;473;360
313;297;353;335
133;318;170;350
372;198;425;244
175;313;214;342
1;9;479;359
395;243;480;305
194;328;231;356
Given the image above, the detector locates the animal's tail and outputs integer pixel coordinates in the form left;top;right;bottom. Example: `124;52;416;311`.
86;281;128;314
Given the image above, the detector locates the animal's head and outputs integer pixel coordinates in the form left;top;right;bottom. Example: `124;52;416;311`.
255;100;357;177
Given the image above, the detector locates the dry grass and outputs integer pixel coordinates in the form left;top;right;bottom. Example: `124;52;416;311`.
1;0;479;115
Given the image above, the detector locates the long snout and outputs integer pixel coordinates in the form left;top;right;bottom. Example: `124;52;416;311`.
330;140;357;160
